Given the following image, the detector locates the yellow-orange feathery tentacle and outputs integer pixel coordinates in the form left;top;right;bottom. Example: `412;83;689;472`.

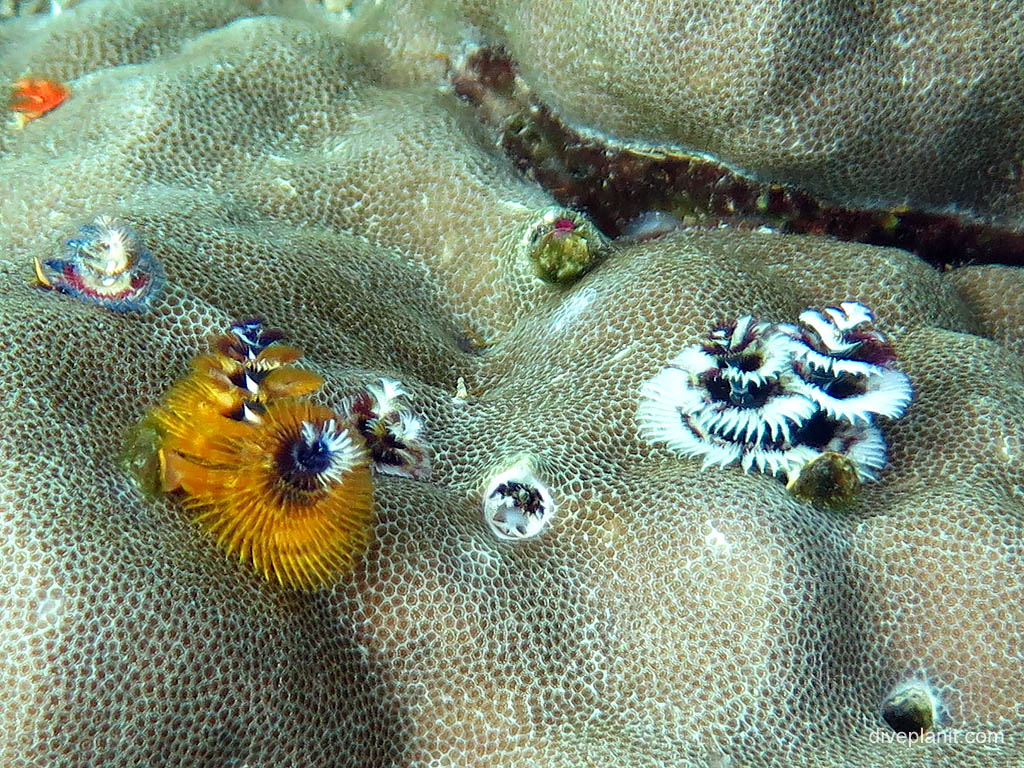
132;320;374;589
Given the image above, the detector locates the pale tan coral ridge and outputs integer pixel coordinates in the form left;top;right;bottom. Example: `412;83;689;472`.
0;2;1022;767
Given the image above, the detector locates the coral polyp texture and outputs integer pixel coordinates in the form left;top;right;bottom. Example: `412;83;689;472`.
0;2;1022;767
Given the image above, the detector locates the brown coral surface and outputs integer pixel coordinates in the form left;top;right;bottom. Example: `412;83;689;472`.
0;2;1022;767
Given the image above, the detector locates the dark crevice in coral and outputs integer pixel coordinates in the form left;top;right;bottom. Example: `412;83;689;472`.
452;47;1024;269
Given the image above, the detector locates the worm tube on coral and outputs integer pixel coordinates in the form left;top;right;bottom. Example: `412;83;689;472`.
520;206;608;284
34;216;163;312
789;414;888;482
482;463;555;541
880;679;941;737
784;450;862;508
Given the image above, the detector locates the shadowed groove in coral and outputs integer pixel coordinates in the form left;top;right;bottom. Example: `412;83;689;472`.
452;48;1024;269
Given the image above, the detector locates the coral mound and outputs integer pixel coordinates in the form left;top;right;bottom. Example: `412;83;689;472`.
0;2;1022;767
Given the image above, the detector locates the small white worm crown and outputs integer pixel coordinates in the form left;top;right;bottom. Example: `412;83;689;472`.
482;463;555;541
340;378;432;480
